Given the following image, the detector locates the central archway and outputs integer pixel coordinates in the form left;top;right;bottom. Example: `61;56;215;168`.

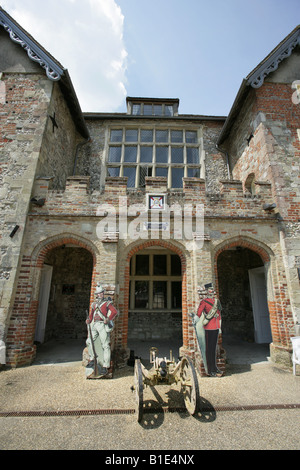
119;240;187;361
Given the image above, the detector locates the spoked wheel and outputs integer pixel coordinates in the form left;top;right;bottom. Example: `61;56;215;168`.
134;359;144;422
180;356;200;415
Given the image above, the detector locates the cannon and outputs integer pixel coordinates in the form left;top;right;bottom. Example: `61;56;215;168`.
132;347;200;422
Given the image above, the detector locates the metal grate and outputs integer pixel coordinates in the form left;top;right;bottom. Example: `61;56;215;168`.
0;409;135;417
0;404;299;418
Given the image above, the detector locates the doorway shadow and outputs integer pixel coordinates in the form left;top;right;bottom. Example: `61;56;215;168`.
33;334;271;374
33;338;86;365
221;333;271;366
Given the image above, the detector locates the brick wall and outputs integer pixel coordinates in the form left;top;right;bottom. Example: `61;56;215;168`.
0;70;51;347
5;171;293;371
221;79;300;363
0;52;87;353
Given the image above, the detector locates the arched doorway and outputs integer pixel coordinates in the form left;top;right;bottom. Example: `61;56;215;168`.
6;234;98;367
35;245;93;345
216;240;273;364
124;242;186;361
31;236;97;364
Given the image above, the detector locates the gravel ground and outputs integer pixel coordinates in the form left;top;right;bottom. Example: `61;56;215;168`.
0;358;299;450
1;360;299;412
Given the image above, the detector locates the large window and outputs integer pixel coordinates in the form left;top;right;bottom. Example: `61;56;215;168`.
107;127;201;188
129;252;182;311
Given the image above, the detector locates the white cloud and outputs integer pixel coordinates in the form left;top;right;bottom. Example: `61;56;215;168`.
1;0;128;112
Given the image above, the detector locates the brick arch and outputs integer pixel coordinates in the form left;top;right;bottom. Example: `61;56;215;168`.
213;235;273;298
31;233;99;303
214;235;272;267
117;239;188;350
125;239;187;268
213;235;277;348
6;234;99;367
31;233;99;268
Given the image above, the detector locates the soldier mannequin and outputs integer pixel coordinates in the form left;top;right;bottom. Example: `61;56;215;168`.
86;283;118;376
193;283;223;377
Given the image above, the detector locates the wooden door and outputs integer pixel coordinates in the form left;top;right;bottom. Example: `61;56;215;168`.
34;265;53;343
249;267;272;343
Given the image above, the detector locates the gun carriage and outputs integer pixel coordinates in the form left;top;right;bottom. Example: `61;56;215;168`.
132;347;200;422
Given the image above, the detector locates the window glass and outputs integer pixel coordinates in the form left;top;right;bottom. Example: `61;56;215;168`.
144;104;152;115
124;146;137;162
153;281;167;309
153;255;167;275
132;104;141;115
171;255;181;275
171;147;184;163
135;281;149;308
155;167;168;177
141;129;153;142
110;129;123;142
156;146;168;163
123;167;136;187
107;167;119;177
108;125;201;189
187;147;199;164
130;253;183;311
171;130;183;143
139;166;152;187
171;282;182;308
188;167;200;178
172;167;184;188
165;105;174;116
125;129;138;142
154;104;162;116
186;131;197;143
156;130;168;143
136;255;149;275
108;146;122;162
140;146;153;163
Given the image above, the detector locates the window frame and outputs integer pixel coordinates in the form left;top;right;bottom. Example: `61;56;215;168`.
107;126;201;189
129;251;182;311
130;102;174;116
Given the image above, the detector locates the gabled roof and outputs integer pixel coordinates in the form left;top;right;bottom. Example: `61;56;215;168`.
0;7;89;138
246;25;300;88
218;25;300;146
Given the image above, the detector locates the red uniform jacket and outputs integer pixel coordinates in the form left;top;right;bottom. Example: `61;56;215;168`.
197;298;221;330
88;300;118;323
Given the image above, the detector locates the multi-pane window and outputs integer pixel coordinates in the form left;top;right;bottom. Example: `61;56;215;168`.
129;252;182;311
130;102;174;116
107;127;201;188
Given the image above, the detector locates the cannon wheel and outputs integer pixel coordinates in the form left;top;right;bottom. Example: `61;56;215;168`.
134;359;144;422
180;356;200;415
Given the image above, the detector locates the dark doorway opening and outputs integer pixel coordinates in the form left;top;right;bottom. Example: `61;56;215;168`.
217;246;271;350
35;246;93;352
218;247;263;341
217;246;272;365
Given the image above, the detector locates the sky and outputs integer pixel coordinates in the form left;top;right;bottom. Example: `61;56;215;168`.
1;0;300;116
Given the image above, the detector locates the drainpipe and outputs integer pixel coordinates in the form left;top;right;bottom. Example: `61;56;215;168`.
216;144;232;180
73;137;91;176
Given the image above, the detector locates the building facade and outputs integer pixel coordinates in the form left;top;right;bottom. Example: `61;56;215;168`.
0;7;299;374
